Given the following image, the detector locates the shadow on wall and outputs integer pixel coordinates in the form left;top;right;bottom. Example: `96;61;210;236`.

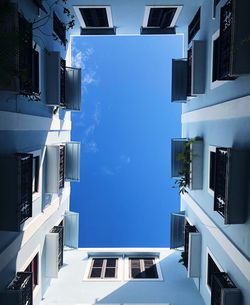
96;251;205;305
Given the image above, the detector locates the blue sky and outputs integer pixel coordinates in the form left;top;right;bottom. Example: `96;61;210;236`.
71;35;183;247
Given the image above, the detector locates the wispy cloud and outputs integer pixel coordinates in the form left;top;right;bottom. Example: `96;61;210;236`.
100;166;115;176
84;141;98;153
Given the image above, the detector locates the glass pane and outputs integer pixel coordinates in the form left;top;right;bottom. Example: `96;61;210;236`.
93;259;104;267
106;258;117;267
104;268;116;278
90;267;102;278
131;268;143;278
145;265;158;278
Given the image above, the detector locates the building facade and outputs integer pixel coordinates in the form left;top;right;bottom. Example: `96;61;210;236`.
0;0;81;304
1;0;250;305
171;0;250;305
40;248;205;305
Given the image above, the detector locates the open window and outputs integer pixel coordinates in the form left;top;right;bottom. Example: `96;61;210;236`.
74;6;115;35
141;5;182;34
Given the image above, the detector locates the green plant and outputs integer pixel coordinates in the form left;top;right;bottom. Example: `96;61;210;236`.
173;138;195;194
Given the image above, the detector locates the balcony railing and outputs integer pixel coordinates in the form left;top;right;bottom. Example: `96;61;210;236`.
187;47;192;97
214;148;228;217
6;272;33;305
60;59;66;105
50;226;64;270
218;0;250;78
218;0;236;80
59;145;65;189
211;272;241;305
213;147;248;224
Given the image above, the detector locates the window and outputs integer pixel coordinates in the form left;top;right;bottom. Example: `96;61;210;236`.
32;43;40;94
143;6;182;28
207;253;221;289
89;258;118;279
32;156;39;194
53;12;66;45
25;253;39;289
212;36;220;82
129;258;158;279
74;6;114;34
208;146;216;195
188;8;200;44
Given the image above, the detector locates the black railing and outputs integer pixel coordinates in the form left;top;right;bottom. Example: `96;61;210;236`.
214;148;230;218
59;145;65;189
187;47;192;96
211;272;236;305
17;153;33;224
7;272;33;305
53;13;66;46
183;222;197;268
51;226;64;270
218;0;237;80
60;59;66;105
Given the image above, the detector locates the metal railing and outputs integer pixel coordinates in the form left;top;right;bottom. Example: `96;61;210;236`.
59;145;65;189
214;148;229;218
183;222;197;268
60;59;66;105
211;272;236;305
7;272;33;305
50;226;64;270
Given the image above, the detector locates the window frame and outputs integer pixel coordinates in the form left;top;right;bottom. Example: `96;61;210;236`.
84;257;122;281
73;6;113;29
125;256;163;281
142;5;182;29
208;146;216;196
29;149;42;202
206;248;223;294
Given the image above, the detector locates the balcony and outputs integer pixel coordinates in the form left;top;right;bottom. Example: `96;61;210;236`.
218;0;250;79
171;40;206;102
46;52;81;110
0;272;33;305
213;147;248;224
171;138;203;191
46;142;80;193
0;153;33;231
0;3;33;93
211;272;242;305
46;225;64;278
